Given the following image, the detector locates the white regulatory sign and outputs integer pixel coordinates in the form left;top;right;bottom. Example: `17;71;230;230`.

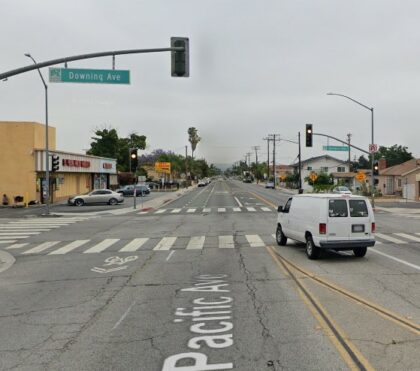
369;144;378;153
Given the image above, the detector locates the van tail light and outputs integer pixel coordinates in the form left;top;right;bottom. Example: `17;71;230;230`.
371;222;376;233
319;223;327;235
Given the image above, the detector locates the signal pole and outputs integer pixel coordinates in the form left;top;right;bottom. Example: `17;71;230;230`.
252;146;260;182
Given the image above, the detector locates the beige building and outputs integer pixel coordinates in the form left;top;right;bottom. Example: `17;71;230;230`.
0;121;117;204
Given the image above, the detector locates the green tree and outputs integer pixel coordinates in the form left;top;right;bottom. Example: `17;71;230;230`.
188;127;201;159
374;145;413;167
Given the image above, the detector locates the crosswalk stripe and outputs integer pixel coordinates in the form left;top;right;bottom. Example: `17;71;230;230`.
375;233;407;244
155;209;166;214
84;239;120;253
0;240;17;244
48;240;90;255
138;211;149;215
261;207;271;212
187;208;196;213
22;241;60;255
0;228;51;232
393;233;420;243
186;236;205;250
0;232;40;235
233;207;241;212
171;209;182;214
9;221;74;224
6;243;29;250
245;234;265;247
219;235;234;249
203;208;211;213
218;208;226;213
0;236;29;239
119;238;149;252
246;207;256;212
153;237;177;251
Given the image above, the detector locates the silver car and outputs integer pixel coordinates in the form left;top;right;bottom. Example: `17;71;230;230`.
68;189;124;206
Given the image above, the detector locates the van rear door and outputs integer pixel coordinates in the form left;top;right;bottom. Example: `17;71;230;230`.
348;199;372;239
326;198;350;241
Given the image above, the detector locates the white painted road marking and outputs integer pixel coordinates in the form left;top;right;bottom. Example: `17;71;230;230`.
246;207;256;212
155;209;166;214
203;208;211;213
0;232;40;235
6;243;29;250
219;235;234;249
84;239;120;253
171;209;182;214
22;241;60;255
234;196;243;207
233;207;241;212
119;238;148;252
261;207;272;212
187;208;196;213
153;237;177;251
246;234;265;247
166;250;176;261
218;208;226;213
370;249;420;272
0;236;29;240
186;236;205;250
49;240;90;255
0;240;16;244
394;233;420;243
112;300;136;331
375;233;407;244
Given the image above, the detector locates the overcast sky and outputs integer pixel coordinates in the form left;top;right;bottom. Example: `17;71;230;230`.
1;0;419;167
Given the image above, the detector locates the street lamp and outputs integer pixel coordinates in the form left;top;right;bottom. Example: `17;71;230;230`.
25;53;50;214
327;92;375;207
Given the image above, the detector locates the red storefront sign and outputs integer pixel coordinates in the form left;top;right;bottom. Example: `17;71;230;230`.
62;159;91;168
102;163;113;169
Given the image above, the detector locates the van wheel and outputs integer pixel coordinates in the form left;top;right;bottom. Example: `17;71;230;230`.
306;235;320;260
276;225;287;246
353;247;367;257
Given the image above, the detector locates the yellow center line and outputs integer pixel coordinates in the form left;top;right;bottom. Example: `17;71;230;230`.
266;246;375;371
248;191;278;209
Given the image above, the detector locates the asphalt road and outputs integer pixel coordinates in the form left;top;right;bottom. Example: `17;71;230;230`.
0;178;419;370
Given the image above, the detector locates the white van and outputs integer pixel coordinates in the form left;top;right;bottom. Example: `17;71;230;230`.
276;194;375;259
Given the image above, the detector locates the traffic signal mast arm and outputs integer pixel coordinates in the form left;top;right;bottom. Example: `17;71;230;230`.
313;132;370;155
0;46;185;80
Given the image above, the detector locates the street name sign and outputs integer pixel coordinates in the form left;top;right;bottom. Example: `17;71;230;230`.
323;145;349;151
49;67;130;85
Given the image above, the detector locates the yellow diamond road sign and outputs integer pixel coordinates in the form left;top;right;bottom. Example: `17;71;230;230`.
309;172;318;182
355;171;367;182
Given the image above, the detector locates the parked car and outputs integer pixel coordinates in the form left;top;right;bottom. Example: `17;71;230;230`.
146;182;160;190
265;181;275;189
68;189;124;206
116;185;150;196
198;180;207;187
275;194;375;259
332;186;352;195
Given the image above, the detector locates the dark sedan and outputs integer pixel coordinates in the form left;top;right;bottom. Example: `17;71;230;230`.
116;185;150;196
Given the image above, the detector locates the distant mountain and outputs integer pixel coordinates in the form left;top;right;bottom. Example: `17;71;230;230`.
212;163;231;171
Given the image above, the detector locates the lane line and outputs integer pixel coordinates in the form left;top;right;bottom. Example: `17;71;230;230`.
248;191;277;209
234;197;243;207
84;239;120;254
245;234;265;247
370;248;420;272
393;233;420;243
375;232;407;244
219;235;234;249
186;236;205;250
22;241;60;255
119;238;149;252
48;240;90;255
112;300;136;331
153;237;177;251
166;250;176;261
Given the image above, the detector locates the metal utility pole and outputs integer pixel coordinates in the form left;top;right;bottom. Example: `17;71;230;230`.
252;146;260;182
25;53;50;215
268;134;281;186
246;152;252;168
347;133;352;171
298;132;302;189
263;137;270;180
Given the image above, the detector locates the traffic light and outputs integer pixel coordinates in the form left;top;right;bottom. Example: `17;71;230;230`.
305;124;313;147
373;160;379;176
51;155;60;172
171;37;189;77
130;149;138;172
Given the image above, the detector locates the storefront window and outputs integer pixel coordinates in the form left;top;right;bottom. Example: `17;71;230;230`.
93;174;108;189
